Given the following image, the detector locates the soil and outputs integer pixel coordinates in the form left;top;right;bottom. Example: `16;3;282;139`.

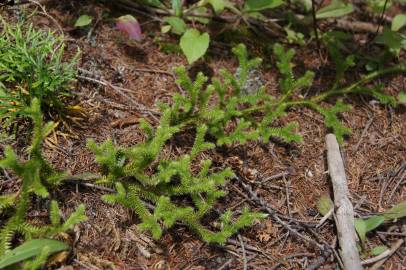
1;1;405;269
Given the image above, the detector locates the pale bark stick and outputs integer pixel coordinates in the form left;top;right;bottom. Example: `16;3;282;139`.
326;134;363;270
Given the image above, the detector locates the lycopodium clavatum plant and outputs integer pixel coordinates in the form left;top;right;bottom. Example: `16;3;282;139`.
88;43;405;243
0;99;87;267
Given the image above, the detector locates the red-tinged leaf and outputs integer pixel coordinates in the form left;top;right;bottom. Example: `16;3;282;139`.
116;15;143;41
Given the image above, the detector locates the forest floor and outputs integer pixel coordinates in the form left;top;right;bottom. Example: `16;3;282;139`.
1;1;406;269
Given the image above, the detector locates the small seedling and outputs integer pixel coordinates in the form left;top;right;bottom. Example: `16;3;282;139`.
354;201;406;254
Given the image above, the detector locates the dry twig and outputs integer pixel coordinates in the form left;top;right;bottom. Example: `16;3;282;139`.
236;177;326;250
238;234;248;270
77;69;159;122
335;19;383;33
354;114;374;152
326;134;362;270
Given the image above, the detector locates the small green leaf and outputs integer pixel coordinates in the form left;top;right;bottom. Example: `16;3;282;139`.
316;0;354;19
163;17;187;35
244;0;284;11
370;245;388;256
392;14;406;31
383;201;406;220
180;29;210;64
316;195;333;216
208;0;225;13
0;239;68;268
74;15;93;27
398;92;406;105
161;25;172;33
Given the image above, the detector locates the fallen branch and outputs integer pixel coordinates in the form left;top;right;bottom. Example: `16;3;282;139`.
305;250;330;270
238;234;248;270
335;19;383;33
326;134;362;270
316;208;334;228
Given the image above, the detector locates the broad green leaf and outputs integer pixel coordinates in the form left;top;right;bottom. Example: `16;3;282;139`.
354;218;367;242
392;14;406;32
363;215;385;232
371;245;388;256
163;17;187;35
244;0;284;12
209;0;225;13
355;215;385;242
316;195;333;216
316;0;354;19
0;239;68;268
74;15;93;27
398;92;406;105
180;29;210;64
383;201;406;220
